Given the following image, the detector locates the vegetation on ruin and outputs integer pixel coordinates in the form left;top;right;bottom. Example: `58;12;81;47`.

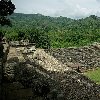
85;68;100;84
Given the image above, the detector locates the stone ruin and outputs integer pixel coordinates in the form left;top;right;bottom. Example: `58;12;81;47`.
0;41;100;100
46;42;100;71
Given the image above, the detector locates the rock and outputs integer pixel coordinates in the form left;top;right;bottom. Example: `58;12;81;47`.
46;43;100;69
2;43;100;100
4;57;19;82
32;49;71;72
57;93;64;100
16;49;100;100
10;41;20;47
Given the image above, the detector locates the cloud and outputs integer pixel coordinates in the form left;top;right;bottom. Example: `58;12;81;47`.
96;0;100;2
13;0;100;19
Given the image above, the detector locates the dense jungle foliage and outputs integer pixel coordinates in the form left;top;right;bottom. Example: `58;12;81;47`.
0;13;100;48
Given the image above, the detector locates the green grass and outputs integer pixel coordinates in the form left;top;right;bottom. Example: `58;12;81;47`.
84;68;100;84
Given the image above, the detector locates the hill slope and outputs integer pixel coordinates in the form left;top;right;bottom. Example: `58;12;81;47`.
1;13;100;48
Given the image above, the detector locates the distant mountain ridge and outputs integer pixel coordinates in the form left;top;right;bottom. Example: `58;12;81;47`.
9;13;100;31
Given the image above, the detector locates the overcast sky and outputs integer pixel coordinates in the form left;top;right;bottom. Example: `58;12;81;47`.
12;0;100;19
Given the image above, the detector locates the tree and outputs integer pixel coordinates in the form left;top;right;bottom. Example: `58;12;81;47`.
0;0;15;99
0;0;15;26
29;29;50;49
0;0;15;58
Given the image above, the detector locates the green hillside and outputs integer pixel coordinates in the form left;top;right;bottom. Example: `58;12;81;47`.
0;13;100;48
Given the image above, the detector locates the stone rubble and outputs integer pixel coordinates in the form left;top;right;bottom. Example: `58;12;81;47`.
46;42;100;70
1;42;100;100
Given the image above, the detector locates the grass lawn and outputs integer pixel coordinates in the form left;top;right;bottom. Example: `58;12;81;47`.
84;68;100;84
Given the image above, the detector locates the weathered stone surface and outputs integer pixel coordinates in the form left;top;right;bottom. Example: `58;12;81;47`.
16;61;100;100
46;43;100;70
10;40;35;47
2;43;100;100
14;48;100;100
32;49;71;72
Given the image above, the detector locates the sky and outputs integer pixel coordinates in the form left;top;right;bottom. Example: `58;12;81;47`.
12;0;100;19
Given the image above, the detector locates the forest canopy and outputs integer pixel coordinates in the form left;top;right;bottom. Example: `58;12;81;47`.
0;13;100;48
